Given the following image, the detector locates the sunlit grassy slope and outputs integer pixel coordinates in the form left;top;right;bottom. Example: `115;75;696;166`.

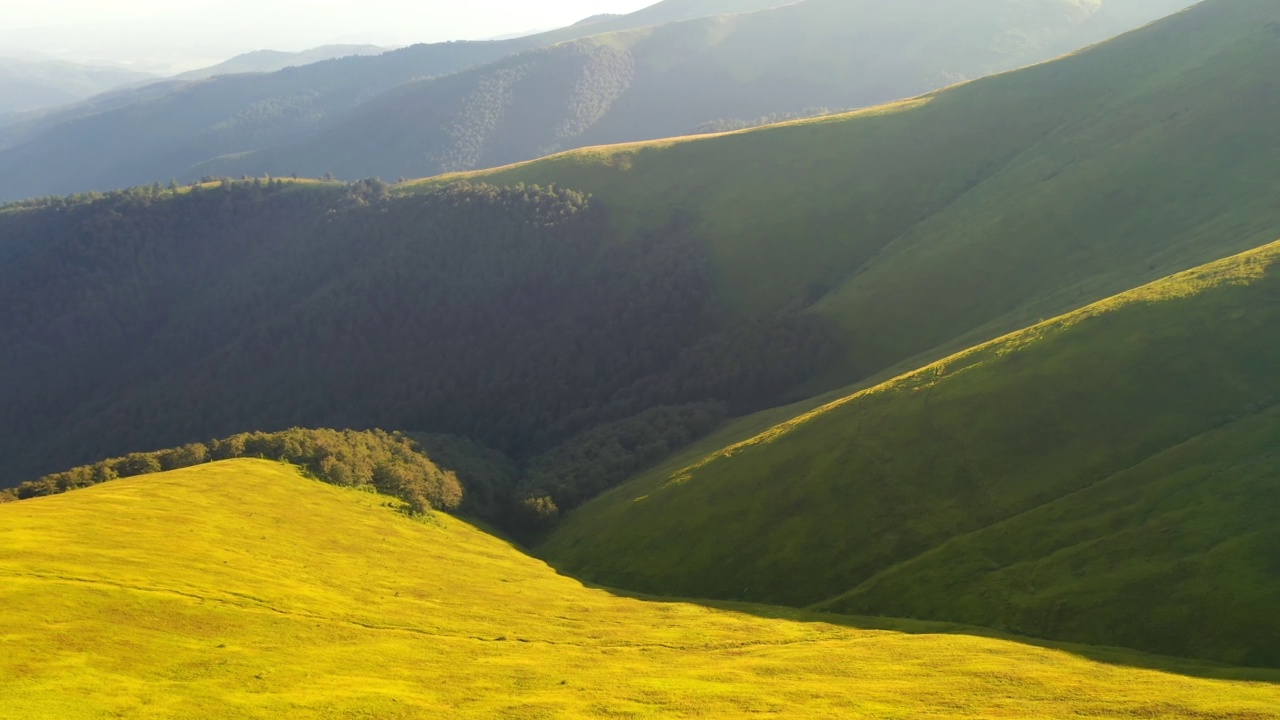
540;238;1280;667
406;0;1280;389
2;460;1279;718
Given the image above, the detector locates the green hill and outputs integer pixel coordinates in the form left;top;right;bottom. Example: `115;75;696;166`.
415;0;1280;389
2;0;1276;544
540;236;1280;667
1;459;1277;718
0;0;1189;201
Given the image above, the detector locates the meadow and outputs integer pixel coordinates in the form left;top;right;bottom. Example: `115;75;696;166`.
2;459;1278;718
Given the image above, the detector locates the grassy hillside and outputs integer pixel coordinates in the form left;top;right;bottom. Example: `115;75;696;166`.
218;0;1192;183
1;459;1277;718
4;0;1275;550
540;238;1280;666
413;0;1279;390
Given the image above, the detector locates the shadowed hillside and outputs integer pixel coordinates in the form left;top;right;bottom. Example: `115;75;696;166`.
1;460;1276;717
2;0;1275;545
422;0;1280;391
0;180;835;524
540;238;1280;667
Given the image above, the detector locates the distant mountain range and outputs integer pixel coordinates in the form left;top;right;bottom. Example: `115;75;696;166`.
172;45;391;82
0;57;155;117
0;0;1192;201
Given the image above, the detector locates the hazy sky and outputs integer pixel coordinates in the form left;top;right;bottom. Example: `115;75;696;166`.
0;0;656;72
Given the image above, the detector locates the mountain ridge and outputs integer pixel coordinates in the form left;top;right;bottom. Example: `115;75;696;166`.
0;0;1192;201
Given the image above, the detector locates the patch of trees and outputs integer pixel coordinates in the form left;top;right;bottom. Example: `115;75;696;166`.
0;179;839;532
517;402;725;516
412;433;521;522
8;428;461;515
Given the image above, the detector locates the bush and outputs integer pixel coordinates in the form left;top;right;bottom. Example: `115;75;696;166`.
11;428;463;515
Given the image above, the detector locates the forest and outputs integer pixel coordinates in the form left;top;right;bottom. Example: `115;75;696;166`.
0;179;837;530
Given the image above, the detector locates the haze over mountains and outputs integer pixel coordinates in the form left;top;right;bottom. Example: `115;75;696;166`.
171;45;391;82
3;0;1280;712
0;0;1192;201
0;57;156;118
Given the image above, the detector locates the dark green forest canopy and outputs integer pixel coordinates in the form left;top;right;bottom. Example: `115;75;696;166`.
0;180;837;525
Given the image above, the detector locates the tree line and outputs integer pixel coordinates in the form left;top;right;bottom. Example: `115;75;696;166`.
0;428;462;515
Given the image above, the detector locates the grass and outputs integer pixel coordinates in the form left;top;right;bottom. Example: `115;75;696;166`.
822;404;1280;668
402;0;1280;392
2;459;1279;718
540;237;1280;667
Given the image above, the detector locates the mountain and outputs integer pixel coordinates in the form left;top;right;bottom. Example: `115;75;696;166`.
2;0;1276;535
0;57;155;116
540;235;1280;667
0;0;795;202
422;0;1278;392
230;0;1198;182
173;45;390;82
0;0;1191;201
1;459;1276;717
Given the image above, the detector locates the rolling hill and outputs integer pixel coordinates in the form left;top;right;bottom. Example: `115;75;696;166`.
210;0;1196;182
172;45;391;82
539;235;1280;667
2;0;1276;544
0;0;1191;201
419;0;1280;390
1;459;1277;718
0;57;155;116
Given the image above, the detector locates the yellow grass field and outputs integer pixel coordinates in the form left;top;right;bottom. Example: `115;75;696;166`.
1;459;1277;718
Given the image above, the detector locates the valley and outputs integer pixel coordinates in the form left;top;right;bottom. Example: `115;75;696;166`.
1;0;1278;715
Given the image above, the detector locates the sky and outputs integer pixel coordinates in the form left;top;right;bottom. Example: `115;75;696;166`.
0;0;657;73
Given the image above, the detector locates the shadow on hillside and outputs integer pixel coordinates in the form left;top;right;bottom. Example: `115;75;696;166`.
544;565;1280;684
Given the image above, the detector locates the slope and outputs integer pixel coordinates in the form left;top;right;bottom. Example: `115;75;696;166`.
0;180;834;518
213;0;1194;183
414;0;1280;388
0;0;796;202
0;57;154;116
173;45;391;82
2;0;1275;535
540;237;1280;667
1;459;1277;718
